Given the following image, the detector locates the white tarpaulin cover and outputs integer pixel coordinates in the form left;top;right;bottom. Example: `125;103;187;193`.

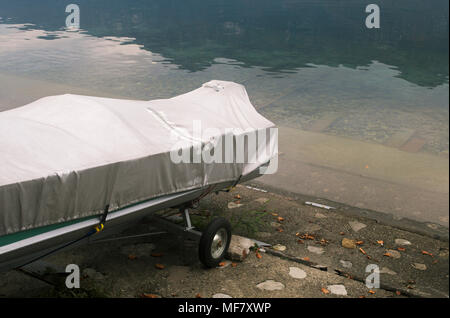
0;80;277;236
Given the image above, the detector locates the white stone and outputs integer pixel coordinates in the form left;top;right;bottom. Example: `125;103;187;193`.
314;213;327;219
412;263;427;271
327;284;347;296
228;202;243;209
395;239;411;246
254;198;269;204
272;244;286;252
379;267;397;275
339;260;352;268
213;293;232;298
307;245;324;254
226;235;255;261
289;267;307;279
348;221;367;232
386;249;401;259
256;280;285;291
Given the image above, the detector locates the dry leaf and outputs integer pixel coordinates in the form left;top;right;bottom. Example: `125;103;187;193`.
356;241;364;245
397;247;406;252
432;259;439;265
195;293;202;298
277;217;285;222
359;296;366;298
271;213;278;216
302;257;310;261
421;250;433;257
242;249;248;258
155;263;165;270
256;252;262;259
142;293;159;298
234;194;241;199
376;240;384;246
276;228;284;233
359;248;367;255
339;232;345;235
368;290;375;294
383;253;392;257
128;254;137;260
321;288;330;294
151;253;163;257
297;239;304;244
231;262;237;267
395;291;401;296
218;262;226;267
295;232;300;236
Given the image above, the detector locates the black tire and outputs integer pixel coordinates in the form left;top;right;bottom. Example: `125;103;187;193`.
199;217;232;268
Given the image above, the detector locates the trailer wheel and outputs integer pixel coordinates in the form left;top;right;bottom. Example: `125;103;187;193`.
199;217;231;268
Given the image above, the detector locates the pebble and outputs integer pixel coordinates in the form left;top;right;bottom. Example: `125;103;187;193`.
327;284;347;296
379;267;397;275
256;280;285;291
395;239;411;246
314;213;328;219
307;245;324;254
412;263;427;271
272;244;286;252
213;293;232;298
339;260;353;268
386;249;401;259
254;198;269;204
348;221;367;232
226;235;254;262
341;238;356;249
228;202;243;209
289;267;307;279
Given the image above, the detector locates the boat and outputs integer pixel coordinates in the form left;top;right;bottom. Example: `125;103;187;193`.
0;80;278;271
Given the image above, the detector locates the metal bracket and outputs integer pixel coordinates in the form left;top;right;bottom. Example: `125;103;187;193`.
181;208;194;231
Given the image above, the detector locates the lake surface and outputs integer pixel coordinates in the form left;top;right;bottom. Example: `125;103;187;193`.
0;0;448;226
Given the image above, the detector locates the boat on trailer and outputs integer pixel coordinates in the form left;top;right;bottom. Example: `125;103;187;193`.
0;80;277;271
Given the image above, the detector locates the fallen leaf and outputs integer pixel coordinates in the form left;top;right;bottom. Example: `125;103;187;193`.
218;262;226;267
376;240;384;246
397;247;406;252
276;228;284;233
395;291;401;296
231;263;237;267
271;213;278;216
302;257;310;261
297;239;304;244
142;293;159;298
151;253;163;257
155;264;165;270
321;288;330;294
128;254;137;260
421;250;433;257
339;232;345;235
359;248;367;255
356;241;364;245
295;232;300;236
368;290;375;294
359;296;366;298
256;252;262;259
195;293;202;298
277;216;284;222
234;194;241;199
383;253;392;257
432;259;439;265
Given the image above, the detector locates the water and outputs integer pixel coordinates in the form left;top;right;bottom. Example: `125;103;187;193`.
0;0;448;226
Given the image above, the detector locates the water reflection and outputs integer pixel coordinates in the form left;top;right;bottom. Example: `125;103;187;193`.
0;0;448;87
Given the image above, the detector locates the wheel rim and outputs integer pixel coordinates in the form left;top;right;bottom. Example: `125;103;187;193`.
211;228;228;259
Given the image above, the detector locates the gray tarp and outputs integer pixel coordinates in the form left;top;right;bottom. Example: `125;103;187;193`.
0;80;277;236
